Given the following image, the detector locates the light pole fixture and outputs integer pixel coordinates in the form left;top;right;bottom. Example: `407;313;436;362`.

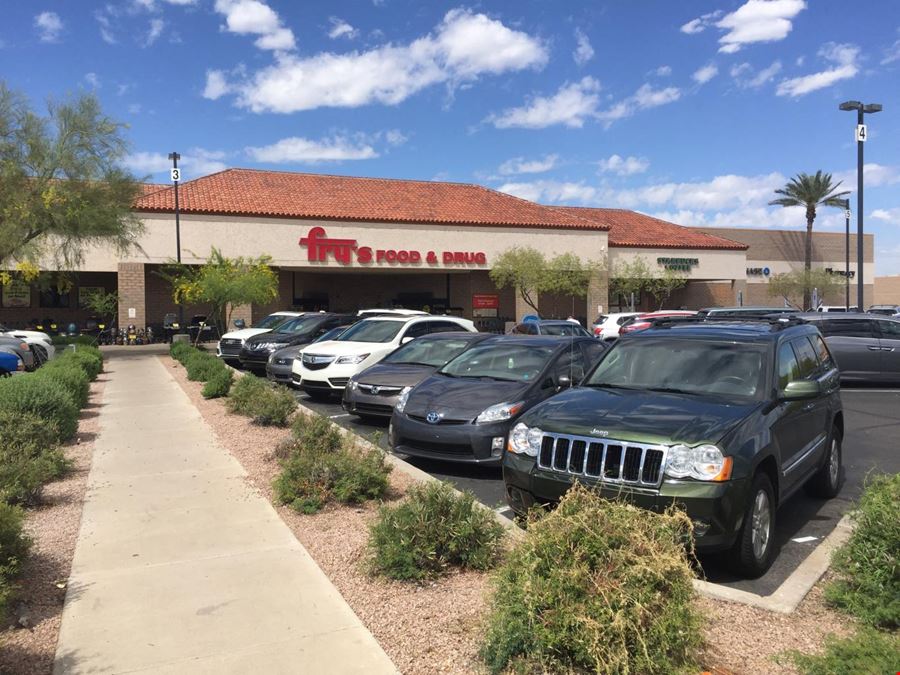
168;151;183;326
841;198;851;311
839;100;882;310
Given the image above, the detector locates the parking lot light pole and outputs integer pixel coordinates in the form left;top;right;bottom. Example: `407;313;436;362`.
842;199;851;310
168;151;183;327
839;101;882;310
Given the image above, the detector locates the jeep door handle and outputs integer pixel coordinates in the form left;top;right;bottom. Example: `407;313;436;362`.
868;345;882;351
883;347;895;352
803;403;816;411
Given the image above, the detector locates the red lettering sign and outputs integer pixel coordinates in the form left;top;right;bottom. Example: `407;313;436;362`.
472;294;499;309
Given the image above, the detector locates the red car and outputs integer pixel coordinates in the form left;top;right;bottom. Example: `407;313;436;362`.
617;310;696;335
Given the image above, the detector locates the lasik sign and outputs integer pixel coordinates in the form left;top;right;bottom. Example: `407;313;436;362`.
299;226;487;267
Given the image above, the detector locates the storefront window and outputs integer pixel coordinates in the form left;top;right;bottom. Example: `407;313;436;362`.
39;287;71;308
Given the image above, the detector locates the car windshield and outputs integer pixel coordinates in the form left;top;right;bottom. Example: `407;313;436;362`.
384;337;475;367
439;344;554;382
540;323;585;336
585;338;768;400
271;316;323;335
335;319;404;343
314;326;349;343
253;314;293;329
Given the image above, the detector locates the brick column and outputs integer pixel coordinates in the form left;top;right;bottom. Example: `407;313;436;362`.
117;262;146;328
586;271;609;321
229;304;253;330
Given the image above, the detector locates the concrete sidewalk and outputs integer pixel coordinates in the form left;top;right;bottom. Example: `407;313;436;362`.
54;354;397;674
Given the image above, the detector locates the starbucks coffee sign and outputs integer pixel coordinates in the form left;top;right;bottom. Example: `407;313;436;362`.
657;257;698;271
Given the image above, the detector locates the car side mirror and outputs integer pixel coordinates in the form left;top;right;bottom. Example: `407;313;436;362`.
780;380;821;401
401;336;415;344
233;319;246;329
557;375;573;389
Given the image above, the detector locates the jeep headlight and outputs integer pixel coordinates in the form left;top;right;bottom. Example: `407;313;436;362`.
665;444;732;481
335;353;370;365
508;422;542;457
475;400;524;425
395;386;412;413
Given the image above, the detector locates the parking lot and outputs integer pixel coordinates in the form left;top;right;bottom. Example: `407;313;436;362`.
286;379;900;596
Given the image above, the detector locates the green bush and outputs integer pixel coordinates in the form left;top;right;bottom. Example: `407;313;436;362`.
0;502;29;619
62;346;103;380
784;627;900;675
0;375;80;442
201;368;233;399
170;341;193;363
184;351;222;382
226;375;296;426
274;423;390;514
50;335;96;347
0;412;68;505
825;473;900;629
479;484;702;675
34;361;90;407
368;481;503;581
291;413;344;454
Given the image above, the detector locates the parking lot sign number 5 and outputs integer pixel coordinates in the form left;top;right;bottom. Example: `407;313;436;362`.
856;124;867;142
171;167;181;182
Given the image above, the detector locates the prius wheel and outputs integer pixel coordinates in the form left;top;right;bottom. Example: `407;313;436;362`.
805;425;843;499
730;472;776;578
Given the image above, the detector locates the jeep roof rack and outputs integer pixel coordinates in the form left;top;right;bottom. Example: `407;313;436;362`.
646;314;807;330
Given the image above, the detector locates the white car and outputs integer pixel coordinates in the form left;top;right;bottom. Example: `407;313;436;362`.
591;312;640;340
817;305;859;313
292;315;476;399
217;311;304;363
0;325;55;364
356;308;429;317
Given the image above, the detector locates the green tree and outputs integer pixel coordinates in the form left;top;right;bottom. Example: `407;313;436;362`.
0;83;143;269
769;171;849;309
490;247;602;315
609;256;686;310
767;268;843;309
161;248;279;336
647;266;688;311
81;289;119;328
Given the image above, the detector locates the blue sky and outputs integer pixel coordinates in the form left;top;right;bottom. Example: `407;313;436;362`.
3;0;900;273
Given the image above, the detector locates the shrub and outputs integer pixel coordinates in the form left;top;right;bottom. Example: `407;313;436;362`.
274;425;390;514
0;503;29;618
784;627;900;675
201;368;233;399
50;335;96;347
479;484;702;675
825;473;900;629
0;376;80;442
226;376;296;426
0;412;67;505
170;341;193;363
184;351;221;382
34;362;90;407
63;346;104;380
368;481;503;581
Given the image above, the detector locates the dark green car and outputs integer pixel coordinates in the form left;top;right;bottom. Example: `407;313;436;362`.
503;318;844;577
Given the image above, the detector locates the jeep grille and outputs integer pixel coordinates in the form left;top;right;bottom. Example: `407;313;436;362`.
536;432;667;488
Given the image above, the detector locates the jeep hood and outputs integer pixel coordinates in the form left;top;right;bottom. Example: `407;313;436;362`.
521;387;758;446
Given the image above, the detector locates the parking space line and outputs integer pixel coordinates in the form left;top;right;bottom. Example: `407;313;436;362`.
329;413;353;419
791;536;818;544
493;505;512;515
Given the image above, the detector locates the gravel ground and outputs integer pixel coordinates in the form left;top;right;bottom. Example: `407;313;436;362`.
165;357;489;674
0;375;106;675
166;357;858;675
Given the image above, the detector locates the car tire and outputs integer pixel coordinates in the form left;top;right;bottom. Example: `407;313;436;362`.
805;425;843;499
729;472;777;579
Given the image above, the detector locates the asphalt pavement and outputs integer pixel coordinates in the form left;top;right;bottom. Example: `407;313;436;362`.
284;375;899;597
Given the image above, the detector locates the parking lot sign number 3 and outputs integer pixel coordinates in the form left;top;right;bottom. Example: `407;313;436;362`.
856;124;867;142
171;167;181;182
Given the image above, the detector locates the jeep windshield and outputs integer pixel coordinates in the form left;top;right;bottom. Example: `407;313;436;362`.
585;338;768;400
439;344;554;382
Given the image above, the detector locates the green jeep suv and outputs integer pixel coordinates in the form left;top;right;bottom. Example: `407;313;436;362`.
503;318;844;577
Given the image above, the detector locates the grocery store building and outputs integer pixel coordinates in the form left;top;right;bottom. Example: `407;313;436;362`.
0;168;876;330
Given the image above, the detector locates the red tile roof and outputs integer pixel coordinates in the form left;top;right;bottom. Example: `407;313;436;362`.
138;182;167;196
133;168;604;230
551;207;748;251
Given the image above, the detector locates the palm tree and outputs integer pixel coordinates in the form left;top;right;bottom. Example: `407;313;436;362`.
769;171;849;309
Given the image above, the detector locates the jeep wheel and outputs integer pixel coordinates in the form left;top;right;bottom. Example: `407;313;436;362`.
730;472;777;578
805;426;842;499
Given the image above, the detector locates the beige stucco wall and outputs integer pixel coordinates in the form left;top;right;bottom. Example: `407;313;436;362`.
875;276;900;305
607;247;748;281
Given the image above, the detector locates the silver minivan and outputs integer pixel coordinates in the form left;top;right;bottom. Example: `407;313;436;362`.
802;313;900;383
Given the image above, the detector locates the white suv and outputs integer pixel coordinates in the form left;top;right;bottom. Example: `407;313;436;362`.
217;311;304;363
292;315;476;398
591;312;640;340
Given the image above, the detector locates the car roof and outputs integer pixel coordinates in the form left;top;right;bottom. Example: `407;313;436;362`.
702;306;798;312
480;334;593;348
633;318;816;342
411;331;490;340
798;312;892;321
357;314;466;324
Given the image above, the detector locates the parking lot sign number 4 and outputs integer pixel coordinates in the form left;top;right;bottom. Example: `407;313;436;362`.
856;124;867;142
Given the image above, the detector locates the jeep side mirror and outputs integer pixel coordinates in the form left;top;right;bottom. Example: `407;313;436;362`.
557;375;572;389
780;380;820;401
233;319;246;329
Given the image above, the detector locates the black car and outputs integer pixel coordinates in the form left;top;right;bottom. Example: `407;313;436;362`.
267;324;352;384
389;335;608;465
240;313;356;371
502;317;844;577
342;331;493;420
799;313;900;383
509;320;592;337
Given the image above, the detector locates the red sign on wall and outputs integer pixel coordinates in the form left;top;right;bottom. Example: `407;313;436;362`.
472;294;499;309
299;226;487;267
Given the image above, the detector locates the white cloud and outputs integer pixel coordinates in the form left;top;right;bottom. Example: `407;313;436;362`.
497;180;597;204
883;33;900;65
214;0;296;51
228;9;546;114
124;148;228;178
498;155;559;175
776;42;859;97
84;72;101;89
597;154;649;176
328;17;358;40
384;129;408;146
597;83;681;127
95;11;117;43
246;135;380;163
145;18;165;45
490;77;601;129
871;208;900;224
715;0;806;53
680;10;722;34
127;103;142;115
202;70;231;99
731;60;782;88
692;63;718;84
35;11;63;43
573;28;594;66
654;65;672;77
834;164;900;189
